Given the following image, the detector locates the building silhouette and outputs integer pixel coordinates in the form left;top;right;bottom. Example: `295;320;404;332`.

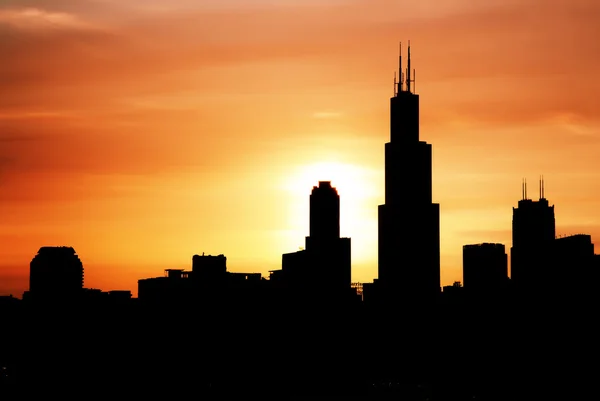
24;246;84;301
275;181;353;303
376;43;440;305
138;253;265;308
463;243;508;294
441;281;464;305
192;253;227;282
551;234;596;297
305;181;351;291
510;178;555;292
308;180;340;241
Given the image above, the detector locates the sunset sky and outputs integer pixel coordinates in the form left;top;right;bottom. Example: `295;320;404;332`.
1;0;599;297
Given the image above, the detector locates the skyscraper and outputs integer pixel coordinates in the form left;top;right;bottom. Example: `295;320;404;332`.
308;181;340;241
377;43;441;304
280;181;351;296
511;178;555;291
305;181;351;292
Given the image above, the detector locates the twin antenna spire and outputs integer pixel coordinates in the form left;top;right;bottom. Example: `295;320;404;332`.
521;176;546;200
394;41;416;96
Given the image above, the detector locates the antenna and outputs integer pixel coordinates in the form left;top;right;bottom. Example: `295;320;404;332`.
403;40;416;93
539;175;542;199
413;69;416;93
525;178;527;199
393;72;397;96
406;40;411;93
400;70;404;94
398;41;403;93
521;178;524;200
542;175;545;198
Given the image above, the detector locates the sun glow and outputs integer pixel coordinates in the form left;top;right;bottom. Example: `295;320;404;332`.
281;161;381;264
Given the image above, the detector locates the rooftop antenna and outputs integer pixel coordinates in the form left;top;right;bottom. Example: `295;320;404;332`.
406;41;411;93
525;178;527;200
414;69;416;93
404;40;416;94
521;178;524;200
393;71;397;96
539;175;542;199
542;175;545;199
398;41;403;93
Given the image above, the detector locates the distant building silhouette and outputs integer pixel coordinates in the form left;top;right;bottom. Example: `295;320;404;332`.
511;178;555;292
274;181;353;304
376;43;440;306
138;253;265;308
463;243;508;294
551;234;595;296
192;253;227;283
24;246;84;301
80;288;133;307
442;281;464;296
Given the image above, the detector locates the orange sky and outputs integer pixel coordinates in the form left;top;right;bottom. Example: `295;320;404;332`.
1;0;599;297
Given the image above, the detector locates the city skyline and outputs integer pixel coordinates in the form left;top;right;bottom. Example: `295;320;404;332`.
2;0;600;297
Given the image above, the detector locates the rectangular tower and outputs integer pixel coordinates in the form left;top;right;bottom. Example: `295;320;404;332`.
510;178;555;292
377;43;441;304
305;181;351;292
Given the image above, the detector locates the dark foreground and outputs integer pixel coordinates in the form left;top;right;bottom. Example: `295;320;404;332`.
1;298;599;399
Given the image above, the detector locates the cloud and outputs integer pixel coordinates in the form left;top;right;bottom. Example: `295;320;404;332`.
0;7;100;31
0;111;77;120
312;111;342;119
2;1;598;93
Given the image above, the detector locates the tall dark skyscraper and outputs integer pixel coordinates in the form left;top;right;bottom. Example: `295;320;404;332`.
511;178;555;291
308;181;340;241
377;43;441;303
305;181;351;292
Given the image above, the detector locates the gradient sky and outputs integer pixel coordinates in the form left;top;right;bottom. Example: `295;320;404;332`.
1;0;599;297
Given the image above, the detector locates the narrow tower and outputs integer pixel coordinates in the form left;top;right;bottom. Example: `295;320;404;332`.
377;42;441;305
309;181;340;241
305;181;351;292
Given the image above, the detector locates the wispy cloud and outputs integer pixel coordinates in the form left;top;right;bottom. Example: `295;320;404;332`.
312;111;342;119
0;7;100;31
0;110;77;120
